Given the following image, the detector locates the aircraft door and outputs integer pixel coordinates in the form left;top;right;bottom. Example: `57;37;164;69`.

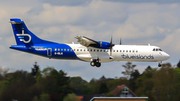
47;48;52;57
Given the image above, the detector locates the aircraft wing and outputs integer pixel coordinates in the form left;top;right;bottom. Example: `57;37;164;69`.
75;36;100;47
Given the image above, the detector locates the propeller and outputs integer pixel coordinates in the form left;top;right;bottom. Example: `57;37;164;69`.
109;36;114;59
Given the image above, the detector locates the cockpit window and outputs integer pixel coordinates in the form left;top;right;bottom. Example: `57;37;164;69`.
153;48;163;51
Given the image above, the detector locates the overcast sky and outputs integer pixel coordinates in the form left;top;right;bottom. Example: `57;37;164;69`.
0;0;179;81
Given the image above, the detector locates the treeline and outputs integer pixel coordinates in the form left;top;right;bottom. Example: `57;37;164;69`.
0;62;179;101
70;62;180;101
0;63;71;101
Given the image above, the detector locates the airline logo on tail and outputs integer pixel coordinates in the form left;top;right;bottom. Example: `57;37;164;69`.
16;28;31;43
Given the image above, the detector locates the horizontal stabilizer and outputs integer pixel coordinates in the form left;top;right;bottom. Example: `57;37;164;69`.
10;19;23;24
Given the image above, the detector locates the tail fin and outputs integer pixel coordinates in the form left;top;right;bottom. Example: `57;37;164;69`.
10;18;51;45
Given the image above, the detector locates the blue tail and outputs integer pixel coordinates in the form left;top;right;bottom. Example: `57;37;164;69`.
10;18;54;45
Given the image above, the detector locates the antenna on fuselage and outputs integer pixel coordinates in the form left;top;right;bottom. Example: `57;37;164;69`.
120;38;122;45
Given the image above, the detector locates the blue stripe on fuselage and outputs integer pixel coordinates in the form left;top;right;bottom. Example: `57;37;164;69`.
10;43;78;60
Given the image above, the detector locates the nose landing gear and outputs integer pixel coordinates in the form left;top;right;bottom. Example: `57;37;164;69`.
158;61;162;67
158;63;162;67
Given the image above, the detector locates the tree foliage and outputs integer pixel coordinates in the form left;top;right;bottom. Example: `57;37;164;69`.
152;63;179;101
63;93;80;101
122;62;136;79
0;62;180;101
70;77;89;94
0;62;71;101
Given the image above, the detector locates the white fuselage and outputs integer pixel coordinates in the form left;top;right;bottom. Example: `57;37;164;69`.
68;44;170;63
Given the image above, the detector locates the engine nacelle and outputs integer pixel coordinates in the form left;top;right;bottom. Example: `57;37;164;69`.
89;41;114;49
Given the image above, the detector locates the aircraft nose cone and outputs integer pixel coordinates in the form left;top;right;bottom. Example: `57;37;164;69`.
164;53;170;60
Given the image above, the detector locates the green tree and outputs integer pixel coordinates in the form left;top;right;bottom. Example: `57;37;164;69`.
32;96;39;101
135;66;155;100
70;77;89;94
39;93;50;101
99;82;109;93
63;93;80;101
177;60;180;68
129;69;140;92
39;67;71;101
0;70;37;101
31;62;40;76
122;62;136;79
175;68;180;86
152;63;179;101
87;78;97;94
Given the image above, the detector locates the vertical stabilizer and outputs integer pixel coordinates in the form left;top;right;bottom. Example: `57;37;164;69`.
10;18;52;45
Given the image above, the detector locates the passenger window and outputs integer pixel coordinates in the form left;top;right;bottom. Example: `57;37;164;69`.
94;49;96;52
120;50;121;52
104;50;106;52
64;49;66;51
123;50;125;52
136;50;138;53
153;48;155;51
156;49;158;51
77;49;79;51
67;49;69;51
58;49;60;51
55;48;57;51
90;49;92;51
129;50;131;52
71;49;72;51
97;50;99;52
80;49;82;51
100;50;102;52
61;49;63;51
113;50;115;52
117;50;118;52
84;49;86;51
126;50;128;52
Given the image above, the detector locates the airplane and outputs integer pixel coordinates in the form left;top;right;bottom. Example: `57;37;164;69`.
9;18;170;67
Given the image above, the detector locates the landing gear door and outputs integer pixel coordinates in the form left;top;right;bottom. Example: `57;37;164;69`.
47;48;52;57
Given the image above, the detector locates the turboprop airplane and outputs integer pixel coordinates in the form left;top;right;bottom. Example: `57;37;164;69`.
9;18;170;67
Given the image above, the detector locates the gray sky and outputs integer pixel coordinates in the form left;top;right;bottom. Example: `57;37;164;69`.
0;0;179;81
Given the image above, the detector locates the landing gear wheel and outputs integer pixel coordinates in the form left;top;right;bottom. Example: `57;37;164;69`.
90;58;101;67
158;64;162;67
90;62;95;67
96;62;101;67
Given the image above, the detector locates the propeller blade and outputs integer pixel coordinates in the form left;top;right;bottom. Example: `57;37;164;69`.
110;36;112;45
109;36;114;48
109;36;114;58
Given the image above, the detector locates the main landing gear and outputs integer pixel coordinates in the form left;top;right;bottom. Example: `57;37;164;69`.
90;59;101;67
